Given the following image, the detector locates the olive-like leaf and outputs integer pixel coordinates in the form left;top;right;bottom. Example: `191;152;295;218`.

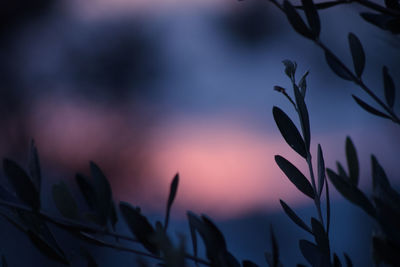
243;260;259;267
383;66;395;108
317;144;325;196
90;162;113;226
76;173;97;210
345;137;359;186
352;95;391;119
273;107;307;158
187;212;199;265
325;51;354;81
298;71;309;98
384;0;400;9
164;173;179;231
187;212;227;262
311;218;329;253
27;230;69;265
28;140;41;191
52;181;80;220
360;13;400;34
336;162;348;178
325;176;331;233
201;215;227;252
301;0;320;38
348;33;365;77
119;202;159;254
327;169;376;218
110;200;118;231
2;256;7;267
294;84;311;150
3;159;40;210
283;0;314;39
372;236;400;266
275;155;315;199
344;253;353;267
299;240;326;267
19;212;69;265
280;200;312;233
80;247;98;267
267;225;281;267
333;253;342;267
282;60;297;80
370;155;400;208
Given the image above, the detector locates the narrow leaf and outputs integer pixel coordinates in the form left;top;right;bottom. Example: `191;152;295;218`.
383;66;395;108
270;225;279;267
19;212;69;265
298;71;309;98
317;144;325;196
327;169;376;217
187;212;199;265
273;106;307;158
384;0;400;9
325;51;354;81
344;253;353;267
119;202;159;254
345;137;359;186
336;162;348;178
280;200;312;233
2;256;7;267
294;84;311;150
325;176;331;233
27;230;69;265
371;155;396;203
243;260;259;267
311;218;329;253
80;247;98;267
299;240;325;267
360;13;400;34
282;60;297;80
301;0;320;37
76;173;96;210
90;162;113;226
164;173;179;231
275;155;315;199
283;0;314;39
3;159;40;210
28;140;41;191
110;200;118;231
348;33;365;77
352;95;391;119
52;181;80;220
333;253;342;267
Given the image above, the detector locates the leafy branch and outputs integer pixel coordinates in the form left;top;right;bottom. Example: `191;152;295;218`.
266;0;400;124
273;61;335;266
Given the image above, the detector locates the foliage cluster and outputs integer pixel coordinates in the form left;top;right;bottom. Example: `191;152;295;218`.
0;0;400;266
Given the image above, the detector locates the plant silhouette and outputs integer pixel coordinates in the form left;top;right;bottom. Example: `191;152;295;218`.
1;0;400;266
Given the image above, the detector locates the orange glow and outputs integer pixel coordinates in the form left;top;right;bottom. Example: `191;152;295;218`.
27;96;313;219
146;118;311;218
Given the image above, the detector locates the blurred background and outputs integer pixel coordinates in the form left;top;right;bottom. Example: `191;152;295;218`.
0;0;399;266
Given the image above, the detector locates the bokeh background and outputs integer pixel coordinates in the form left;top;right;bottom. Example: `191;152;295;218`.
0;0;399;266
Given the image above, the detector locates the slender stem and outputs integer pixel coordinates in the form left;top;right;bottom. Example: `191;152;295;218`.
355;0;400;16
295;0;400;16
270;0;400;124
0;199;138;242
316;41;400;124
0;199;212;265
306;153;325;227
79;232;211;266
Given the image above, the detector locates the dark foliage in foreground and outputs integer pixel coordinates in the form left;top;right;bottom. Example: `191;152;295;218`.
1;0;400;266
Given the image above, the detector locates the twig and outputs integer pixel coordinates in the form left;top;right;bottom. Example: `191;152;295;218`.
0;199;138;243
